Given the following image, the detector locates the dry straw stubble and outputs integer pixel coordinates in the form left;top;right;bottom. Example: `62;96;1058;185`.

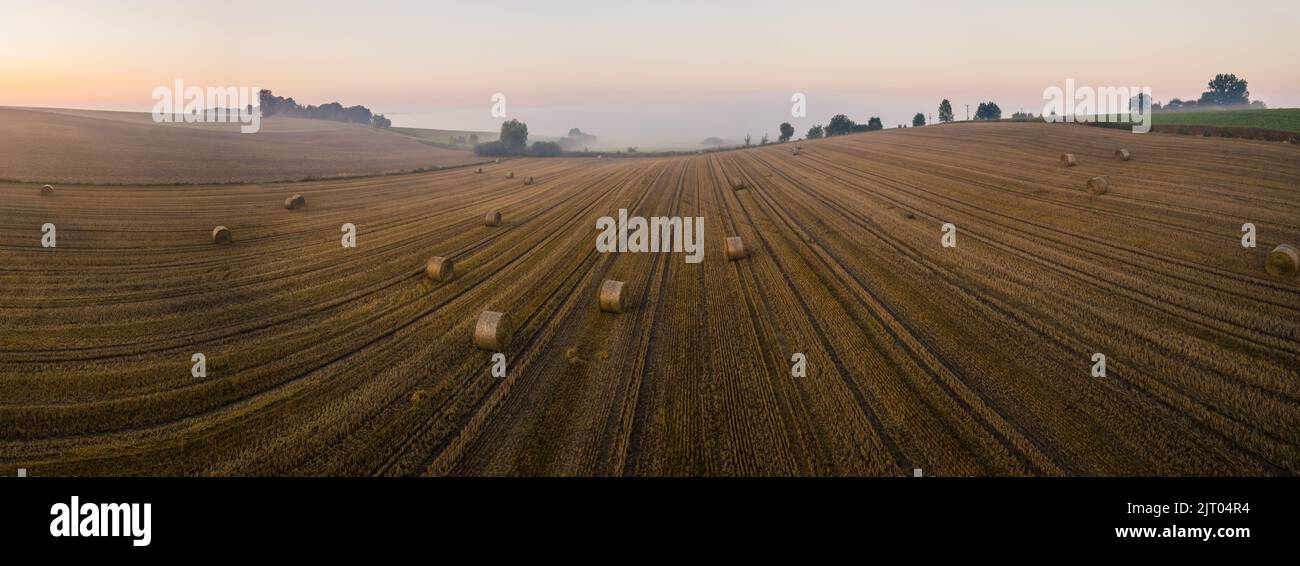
17;121;1300;477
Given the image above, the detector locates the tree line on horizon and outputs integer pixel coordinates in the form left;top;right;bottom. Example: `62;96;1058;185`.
259;72;1263;154
257;89;391;128
778;72;1262;142
474;119;567;157
486;72;1264;157
1157;74;1263;111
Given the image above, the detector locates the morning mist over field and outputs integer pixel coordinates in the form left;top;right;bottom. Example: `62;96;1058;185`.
3;0;1299;147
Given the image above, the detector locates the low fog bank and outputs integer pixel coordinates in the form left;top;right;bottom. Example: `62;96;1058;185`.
388;92;1049;151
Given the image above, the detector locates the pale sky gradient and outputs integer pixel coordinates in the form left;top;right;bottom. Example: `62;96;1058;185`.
3;0;1298;146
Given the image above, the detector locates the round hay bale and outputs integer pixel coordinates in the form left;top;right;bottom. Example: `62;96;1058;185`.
506;171;515;179
474;310;510;351
792;148;800;155
211;226;232;244
598;280;626;313
1086;176;1109;195
484;211;501;226
1115;149;1131;161
494;159;501;164
283;193;306;210
725;236;747;261
597;155;603;159
1265;244;1299;278
732;179;747;190
475;167;483;174
525;176;534;185
425;256;454;281
40;184;55;196
1060;153;1076;167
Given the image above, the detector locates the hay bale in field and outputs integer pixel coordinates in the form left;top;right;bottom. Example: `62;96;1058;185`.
1086;176;1109;195
564;347;583;366
1266;244;1299;278
732;179;747;190
1060;153;1076;167
211;225;232;244
425;256;454;281
506;171;515;179
475;167;483;174
283;193;306;210
1115;149;1131;161
597;155;603;159
725;236;747;261
494;159;501;164
40;184;55;195
474;310;510;350
792;147;800;155
525;176;534;185
598;279;626;313
484;211;501;226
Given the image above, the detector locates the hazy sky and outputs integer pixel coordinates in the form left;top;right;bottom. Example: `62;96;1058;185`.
3;0;1298;145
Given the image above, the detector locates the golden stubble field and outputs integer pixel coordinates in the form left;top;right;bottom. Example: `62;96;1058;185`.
0;107;480;185
1;122;1297;476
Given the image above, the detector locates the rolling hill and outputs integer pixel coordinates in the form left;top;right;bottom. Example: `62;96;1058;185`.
0;107;482;185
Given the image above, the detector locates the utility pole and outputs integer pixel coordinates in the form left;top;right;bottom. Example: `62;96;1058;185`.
965;104;970;121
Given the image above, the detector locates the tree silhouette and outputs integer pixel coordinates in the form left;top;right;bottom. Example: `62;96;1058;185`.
779;122;795;142
1199;74;1250;106
826;114;855;136
499;119;529;152
974;102;1002;120
938;99;954;122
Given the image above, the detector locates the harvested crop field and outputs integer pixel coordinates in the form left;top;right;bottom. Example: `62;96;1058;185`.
0;107;481;185
1;122;1297;476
